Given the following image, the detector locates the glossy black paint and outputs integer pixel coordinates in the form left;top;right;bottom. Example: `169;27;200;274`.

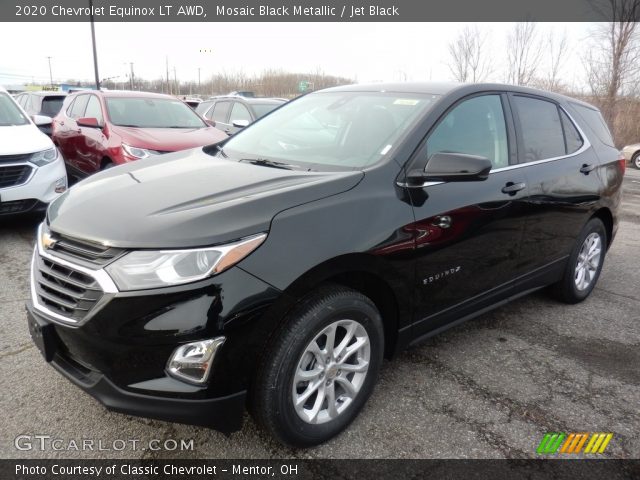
28;82;622;432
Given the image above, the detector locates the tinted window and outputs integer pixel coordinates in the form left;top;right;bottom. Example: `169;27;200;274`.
196;101;213;115
229;102;252;123
514;96;565;162
560;110;583;154
571;103;615;147
252;103;282;119
70;95;90;119
0;93;30;126
426;95;509;169
40;96;66;117
84;95;103;123
16;94;28;108
211;101;231;123
105;97;206;128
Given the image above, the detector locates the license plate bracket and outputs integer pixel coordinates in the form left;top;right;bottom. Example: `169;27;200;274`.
28;312;58;362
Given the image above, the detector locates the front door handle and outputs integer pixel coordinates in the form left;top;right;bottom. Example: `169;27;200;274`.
580;163;596;174
501;182;526;195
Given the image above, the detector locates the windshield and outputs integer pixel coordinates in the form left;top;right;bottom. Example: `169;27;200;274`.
221;91;437;170
0;93;30;126
252;103;284;119
105;97;206;128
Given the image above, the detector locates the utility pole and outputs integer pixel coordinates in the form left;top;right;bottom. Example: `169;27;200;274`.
45;57;53;87
173;67;179;96
129;63;135;90
198;67;201;92
166;56;171;95
88;0;100;90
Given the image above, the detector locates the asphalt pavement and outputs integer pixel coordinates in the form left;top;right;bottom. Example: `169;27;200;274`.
1;168;638;459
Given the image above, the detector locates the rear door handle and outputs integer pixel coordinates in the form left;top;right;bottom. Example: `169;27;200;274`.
580;163;596;174
501;182;526;195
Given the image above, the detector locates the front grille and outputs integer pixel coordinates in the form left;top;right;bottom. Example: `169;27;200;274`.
46;231;125;266
33;254;104;322
0;153;31;165
0;164;32;188
0;199;38;215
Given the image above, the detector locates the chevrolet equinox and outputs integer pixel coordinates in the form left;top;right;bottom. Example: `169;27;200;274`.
27;83;623;447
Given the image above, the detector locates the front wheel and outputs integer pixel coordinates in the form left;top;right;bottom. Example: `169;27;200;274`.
252;285;384;447
633;152;640;170
551;217;607;304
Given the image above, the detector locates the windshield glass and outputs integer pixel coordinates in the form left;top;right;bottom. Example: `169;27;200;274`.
105;97;206;128
41;96;66;116
221;91;437;170
0;93;30;126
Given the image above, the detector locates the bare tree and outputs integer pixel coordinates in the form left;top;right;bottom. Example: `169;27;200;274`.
506;22;543;86
447;26;492;83
584;0;640;128
545;30;569;91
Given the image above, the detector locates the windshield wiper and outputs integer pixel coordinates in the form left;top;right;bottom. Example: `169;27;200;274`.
239;158;294;170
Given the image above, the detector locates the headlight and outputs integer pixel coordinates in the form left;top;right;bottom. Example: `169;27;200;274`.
29;147;58;167
105;233;267;291
122;143;156;159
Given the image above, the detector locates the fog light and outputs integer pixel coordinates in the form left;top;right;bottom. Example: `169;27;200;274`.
54;177;67;194
166;337;225;385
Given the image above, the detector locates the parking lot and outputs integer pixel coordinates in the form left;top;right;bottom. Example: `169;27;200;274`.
1;168;639;459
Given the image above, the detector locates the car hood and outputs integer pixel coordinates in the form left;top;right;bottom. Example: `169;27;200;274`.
111;125;227;151
47;149;364;248
0;124;53;155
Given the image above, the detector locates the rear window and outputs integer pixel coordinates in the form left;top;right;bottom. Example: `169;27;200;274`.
571;103;615;147
252;103;282;119
40;96;65;117
513;96;566;162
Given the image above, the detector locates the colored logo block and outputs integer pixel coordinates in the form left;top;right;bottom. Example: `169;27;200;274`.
537;433;613;454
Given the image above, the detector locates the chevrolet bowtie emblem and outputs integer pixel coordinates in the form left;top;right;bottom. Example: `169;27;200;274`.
41;232;57;250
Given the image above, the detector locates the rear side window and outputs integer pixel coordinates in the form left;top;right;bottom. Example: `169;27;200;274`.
211;101;231;123
84;95;103;124
229;102;252;123
69;95;89;119
560;110;583;154
40;96;65;117
571;103;615;147
513;96;565;162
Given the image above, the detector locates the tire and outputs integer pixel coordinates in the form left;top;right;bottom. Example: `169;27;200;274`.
551;217;607;304
633;152;640;170
252;285;384;447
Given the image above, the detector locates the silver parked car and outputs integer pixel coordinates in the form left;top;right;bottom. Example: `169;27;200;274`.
622;143;640;169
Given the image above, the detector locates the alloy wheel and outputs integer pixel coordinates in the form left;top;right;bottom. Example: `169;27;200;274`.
574;232;602;291
292;319;370;424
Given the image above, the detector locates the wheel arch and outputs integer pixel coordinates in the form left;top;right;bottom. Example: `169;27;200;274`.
591;207;614;249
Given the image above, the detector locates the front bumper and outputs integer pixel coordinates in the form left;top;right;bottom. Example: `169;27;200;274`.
0;155;67;206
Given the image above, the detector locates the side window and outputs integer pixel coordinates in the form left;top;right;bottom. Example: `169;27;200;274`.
16;94;27;108
84;95;104;124
560;110;583;154
229;102;252;124
210;101;231;123
69;95;89;119
513;96;565;162
426;95;509;169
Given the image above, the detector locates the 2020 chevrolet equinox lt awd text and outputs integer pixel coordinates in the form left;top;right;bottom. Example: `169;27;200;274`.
27;83;623;447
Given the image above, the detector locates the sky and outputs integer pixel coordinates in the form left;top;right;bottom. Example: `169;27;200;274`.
0;22;595;89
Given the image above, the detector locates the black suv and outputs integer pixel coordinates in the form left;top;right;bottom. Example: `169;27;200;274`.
27;83;623;447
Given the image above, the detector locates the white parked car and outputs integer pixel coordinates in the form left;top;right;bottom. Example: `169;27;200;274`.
622;143;640;169
0;86;67;216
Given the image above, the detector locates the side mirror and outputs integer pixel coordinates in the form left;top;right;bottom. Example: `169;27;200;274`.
32;115;53;127
77;117;102;128
205;119;216;127
232;119;250;129
407;152;492;185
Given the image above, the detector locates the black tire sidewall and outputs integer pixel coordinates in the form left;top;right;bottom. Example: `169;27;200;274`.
564;218;607;302
633;153;640;169
260;289;384;447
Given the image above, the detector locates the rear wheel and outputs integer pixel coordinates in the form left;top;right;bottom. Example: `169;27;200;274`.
252;285;384;447
551;218;607;304
633;152;640;170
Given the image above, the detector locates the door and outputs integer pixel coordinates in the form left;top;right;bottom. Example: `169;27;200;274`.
509;94;603;289
58;94;89;171
208;100;232;135
228;101;253;135
74;94;106;173
407;93;529;337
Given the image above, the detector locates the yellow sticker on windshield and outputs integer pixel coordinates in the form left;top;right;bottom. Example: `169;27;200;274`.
393;99;420;106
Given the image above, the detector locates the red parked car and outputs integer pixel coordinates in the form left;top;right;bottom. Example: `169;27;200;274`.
52;90;227;178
